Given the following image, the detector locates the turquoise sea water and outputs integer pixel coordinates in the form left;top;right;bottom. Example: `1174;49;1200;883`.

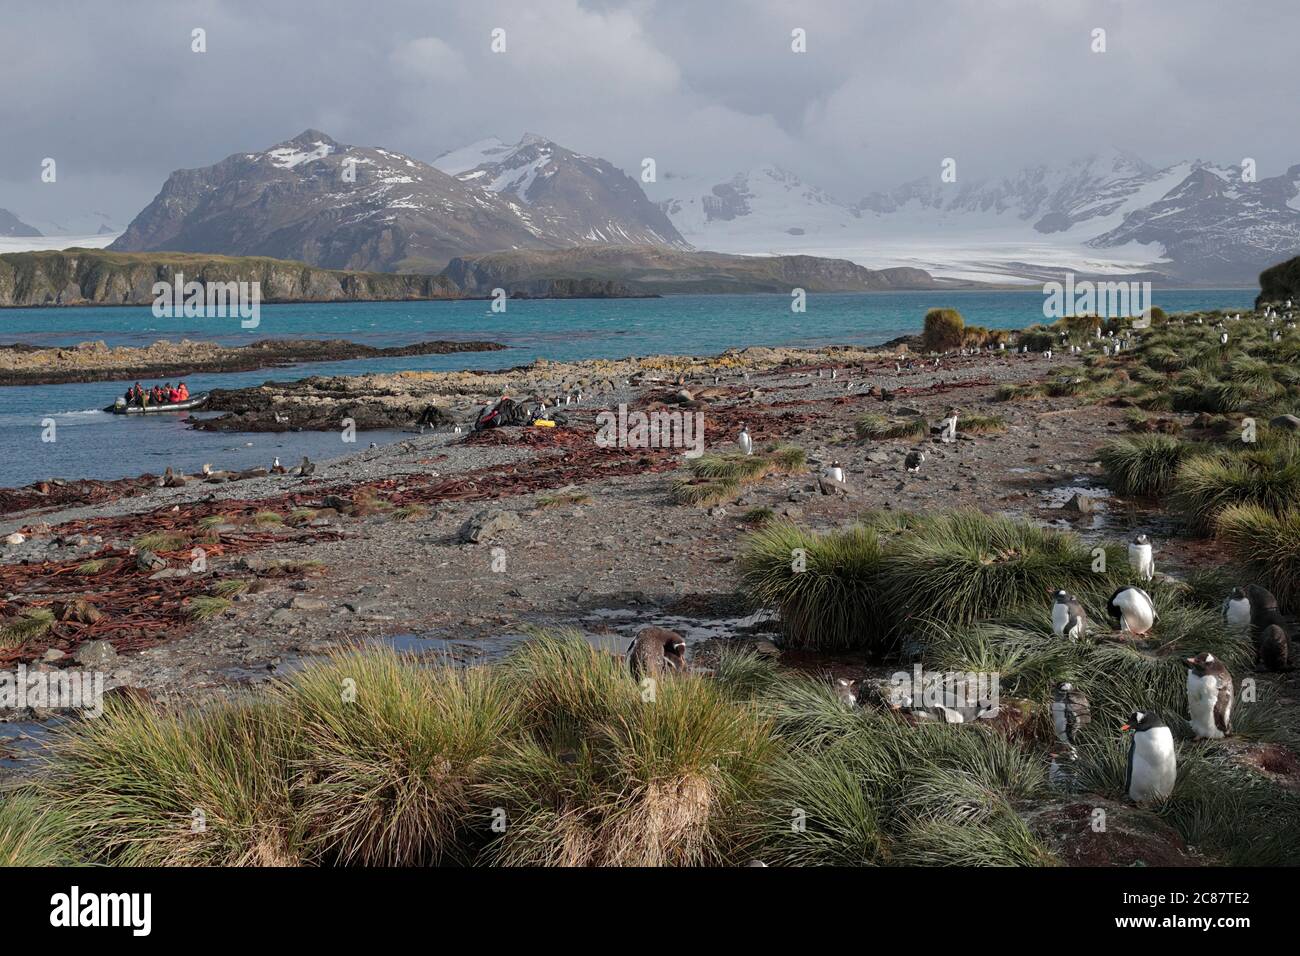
0;290;1255;489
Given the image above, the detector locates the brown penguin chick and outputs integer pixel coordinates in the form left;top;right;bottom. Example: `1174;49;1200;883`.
1258;624;1292;671
627;626;687;681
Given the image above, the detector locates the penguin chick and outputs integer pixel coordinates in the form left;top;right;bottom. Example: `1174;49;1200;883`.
627;626;687;682
1128;534;1154;581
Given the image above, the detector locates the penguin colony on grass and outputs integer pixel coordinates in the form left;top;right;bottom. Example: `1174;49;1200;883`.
1041;571;1294;804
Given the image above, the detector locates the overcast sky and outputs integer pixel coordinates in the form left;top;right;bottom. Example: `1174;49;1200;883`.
3;0;1297;232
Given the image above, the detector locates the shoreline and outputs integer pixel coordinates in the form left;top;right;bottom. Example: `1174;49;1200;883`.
0;337;507;387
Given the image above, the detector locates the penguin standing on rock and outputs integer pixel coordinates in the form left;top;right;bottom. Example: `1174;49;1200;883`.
1051;590;1088;641
627;627;687;682
1222;586;1252;630
1123;711;1177;804
1109;586;1158;636
1183;652;1233;739
737;425;753;456
1128;534;1154;581
1051;681;1091;746
823;460;845;483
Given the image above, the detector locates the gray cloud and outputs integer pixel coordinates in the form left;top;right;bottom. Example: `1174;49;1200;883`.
2;0;1297;231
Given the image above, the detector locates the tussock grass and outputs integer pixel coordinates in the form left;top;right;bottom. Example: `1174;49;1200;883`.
959;413;1007;434
252;511;284;527
855;414;927;441
536;491;591;509
277;649;517;865
671;475;740;508
996;382;1046;402
687;452;773;483
0;793;77;866
486;633;775;866
873;511;1123;632
391;503;430;522
36;697;304;866
741;506;775;525
75;557;118;575
0;608;54;649
132;531;189;553
186;595;232;621
1215;503;1300;607
738;521;888;652
1098;434;1190;497
1174;447;1300;532
210;578;250;598
285;508;318;526
765;444;807;474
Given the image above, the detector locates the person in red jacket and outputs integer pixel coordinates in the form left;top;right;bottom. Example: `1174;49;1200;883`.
177;382;189;401
167;384;181;403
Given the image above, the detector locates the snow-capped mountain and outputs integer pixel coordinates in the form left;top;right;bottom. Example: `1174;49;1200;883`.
433;134;685;248
0;208;41;237
656;150;1300;284
114;130;683;272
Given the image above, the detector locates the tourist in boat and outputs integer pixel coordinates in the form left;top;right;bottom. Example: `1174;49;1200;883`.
167;384;181;403
177;382;190;401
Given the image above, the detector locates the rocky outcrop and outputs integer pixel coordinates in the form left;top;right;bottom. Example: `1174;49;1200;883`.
0;249;459;308
0;337;506;387
442;246;942;295
1257;254;1300;308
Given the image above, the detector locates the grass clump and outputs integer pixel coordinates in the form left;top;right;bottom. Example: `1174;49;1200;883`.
1173;446;1300;531
485;633;775;866
185;595;232;621
0;608;55;649
277;649;517;866
1214;503;1300;607
855;414;927;441
0;793;77;866
210;578;250;598
671;475;741;508
738;521;889;652
75;557;118;575
921;307;965;352
36;697;304;866
959;413;1007;435
536;491;591;509
1098;434;1190;497
132;531;189;553
391;503;430;522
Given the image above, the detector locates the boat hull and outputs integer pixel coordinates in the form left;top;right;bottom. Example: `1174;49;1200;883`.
105;393;209;415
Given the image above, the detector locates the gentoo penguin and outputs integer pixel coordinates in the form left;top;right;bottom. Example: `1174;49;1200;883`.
1127;534;1154;581
1220;331;1229;345
904;450;926;473
938;407;959;443
1051;681;1091;745
1183;652;1233;740
824;460;845;483
1123;711;1177;804
1108;585;1158;636
1257;624;1291;671
833;678;859;709
1051;589;1088;641
627;626;687;681
737;425;753;456
1222;587;1252;630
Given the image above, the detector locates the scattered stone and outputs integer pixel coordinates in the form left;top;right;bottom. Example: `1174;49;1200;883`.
149;568;191;580
42;648;67;663
3;532;24;547
1270;414;1300;431
73;640;119;669
460;508;521;543
1063;493;1093;514
135;550;167;571
289;596;330;612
